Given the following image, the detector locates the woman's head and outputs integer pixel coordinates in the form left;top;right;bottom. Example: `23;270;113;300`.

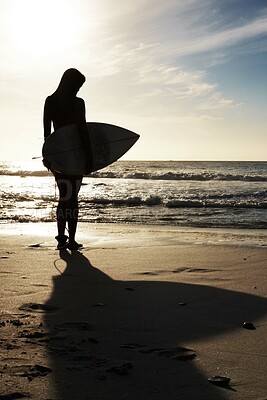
57;68;86;95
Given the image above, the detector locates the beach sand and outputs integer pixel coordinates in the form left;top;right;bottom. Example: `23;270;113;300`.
0;223;267;400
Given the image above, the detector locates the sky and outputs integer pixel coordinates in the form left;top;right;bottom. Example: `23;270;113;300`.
0;0;266;162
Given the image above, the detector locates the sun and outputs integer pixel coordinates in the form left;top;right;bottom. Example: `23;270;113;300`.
5;0;82;58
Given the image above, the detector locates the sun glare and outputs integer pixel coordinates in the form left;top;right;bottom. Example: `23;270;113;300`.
6;0;84;57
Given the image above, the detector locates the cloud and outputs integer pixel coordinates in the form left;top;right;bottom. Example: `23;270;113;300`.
87;39;236;112
198;94;239;111
82;0;267;115
174;13;267;57
137;64;216;99
103;1;267;61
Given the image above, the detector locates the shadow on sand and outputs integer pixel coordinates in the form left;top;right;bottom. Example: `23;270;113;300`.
43;250;266;400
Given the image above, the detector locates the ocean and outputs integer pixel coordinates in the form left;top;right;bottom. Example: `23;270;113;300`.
0;160;266;229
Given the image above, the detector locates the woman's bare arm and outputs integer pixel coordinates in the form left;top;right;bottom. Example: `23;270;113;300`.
43;97;52;140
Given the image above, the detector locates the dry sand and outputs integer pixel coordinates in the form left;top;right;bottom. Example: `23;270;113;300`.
0;223;267;400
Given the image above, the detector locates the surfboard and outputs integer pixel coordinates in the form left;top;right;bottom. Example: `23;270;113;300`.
42;122;140;175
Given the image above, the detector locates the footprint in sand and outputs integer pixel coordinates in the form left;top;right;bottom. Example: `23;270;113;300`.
120;343;196;361
18;303;56;313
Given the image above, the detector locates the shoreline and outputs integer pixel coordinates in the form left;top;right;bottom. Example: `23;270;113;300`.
1;221;266;399
1;221;266;248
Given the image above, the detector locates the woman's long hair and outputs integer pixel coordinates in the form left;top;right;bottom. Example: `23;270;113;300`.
51;69;86;120
56;68;86;98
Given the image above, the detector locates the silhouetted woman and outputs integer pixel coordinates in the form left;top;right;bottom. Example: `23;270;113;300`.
43;68;91;250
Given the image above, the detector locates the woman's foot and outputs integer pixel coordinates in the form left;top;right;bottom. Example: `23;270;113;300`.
55;235;69;250
67;241;83;251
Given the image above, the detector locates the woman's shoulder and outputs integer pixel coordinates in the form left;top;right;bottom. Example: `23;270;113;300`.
76;97;85;104
45;94;56;104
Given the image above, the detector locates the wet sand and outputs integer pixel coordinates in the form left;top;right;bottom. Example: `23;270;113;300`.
0;223;267;400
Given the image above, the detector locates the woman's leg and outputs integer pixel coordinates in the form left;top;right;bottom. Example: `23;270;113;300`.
67;176;83;245
54;172;68;239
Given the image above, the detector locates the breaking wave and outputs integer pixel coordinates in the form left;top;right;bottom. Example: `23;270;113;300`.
1;168;266;182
